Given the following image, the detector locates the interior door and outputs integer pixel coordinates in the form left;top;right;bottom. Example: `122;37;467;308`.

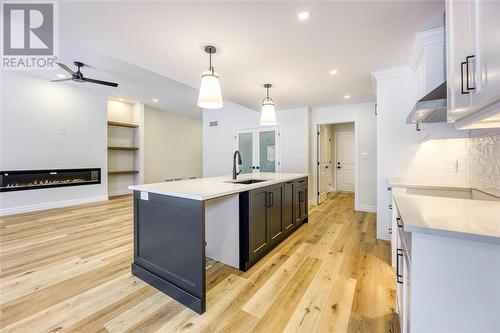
317;126;330;204
336;132;355;192
236;128;279;173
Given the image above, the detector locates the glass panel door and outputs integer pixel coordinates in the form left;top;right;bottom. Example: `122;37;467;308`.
259;130;276;172
236;127;279;174
238;132;253;174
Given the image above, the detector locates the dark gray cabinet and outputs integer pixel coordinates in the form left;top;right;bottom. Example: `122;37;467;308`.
240;177;308;271
248;187;269;262
268;183;283;246
283;181;294;233
294;179;308;223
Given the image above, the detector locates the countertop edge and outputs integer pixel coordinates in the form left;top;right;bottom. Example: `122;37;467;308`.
394;194;500;243
129;174;308;201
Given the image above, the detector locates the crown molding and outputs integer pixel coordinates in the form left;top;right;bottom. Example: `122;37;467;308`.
370;66;415;94
409;26;445;71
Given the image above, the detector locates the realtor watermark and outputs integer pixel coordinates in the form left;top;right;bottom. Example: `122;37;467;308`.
2;1;58;70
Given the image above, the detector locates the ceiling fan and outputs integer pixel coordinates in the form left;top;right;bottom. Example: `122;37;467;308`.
52;61;118;87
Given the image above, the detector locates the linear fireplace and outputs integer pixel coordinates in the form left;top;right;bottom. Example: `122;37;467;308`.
0;168;101;192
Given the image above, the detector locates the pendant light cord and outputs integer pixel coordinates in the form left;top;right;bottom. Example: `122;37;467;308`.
209;50;214;74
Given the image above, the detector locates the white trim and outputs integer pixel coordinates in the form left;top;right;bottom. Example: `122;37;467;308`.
370;66;415;94
0;195;108;216
409;26;445;71
357;204;376;213
313;120;360;211
109;189;132;197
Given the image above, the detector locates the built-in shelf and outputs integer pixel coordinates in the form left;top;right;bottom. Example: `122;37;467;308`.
108;170;139;175
107;121;139;128
108;146;139;151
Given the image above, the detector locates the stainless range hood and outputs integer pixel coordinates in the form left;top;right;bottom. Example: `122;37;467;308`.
407;82;447;124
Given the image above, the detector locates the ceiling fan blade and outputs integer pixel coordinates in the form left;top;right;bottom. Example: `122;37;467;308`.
56;62;75;74
84;77;118;87
50;78;73;82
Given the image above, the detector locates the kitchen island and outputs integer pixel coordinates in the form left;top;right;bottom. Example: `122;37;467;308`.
129;172;308;314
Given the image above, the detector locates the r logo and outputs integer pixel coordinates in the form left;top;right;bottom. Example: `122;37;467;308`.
3;3;54;56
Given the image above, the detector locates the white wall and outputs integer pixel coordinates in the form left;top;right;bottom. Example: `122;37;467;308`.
202;101;310;177
0;71;108;215
374;69;470;240
144;105;202;183
311;102;377;212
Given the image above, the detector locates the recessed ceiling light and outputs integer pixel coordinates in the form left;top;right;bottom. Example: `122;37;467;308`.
56;73;66;78
344;95;350;99
297;11;310;21
118;98;124;102
152;98;159;103
329;69;338;75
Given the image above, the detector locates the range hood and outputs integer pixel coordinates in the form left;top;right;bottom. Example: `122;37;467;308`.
407;82;447;124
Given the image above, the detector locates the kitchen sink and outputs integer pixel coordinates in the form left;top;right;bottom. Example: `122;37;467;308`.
226;179;270;185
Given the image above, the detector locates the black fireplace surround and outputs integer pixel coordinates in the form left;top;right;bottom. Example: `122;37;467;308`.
0;168;101;192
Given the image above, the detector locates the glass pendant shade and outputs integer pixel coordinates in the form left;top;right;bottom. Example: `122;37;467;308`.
260;99;277;125
197;70;223;109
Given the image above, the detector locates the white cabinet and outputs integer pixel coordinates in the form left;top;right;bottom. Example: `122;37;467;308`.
446;0;500;126
446;0;473;121
470;0;500;109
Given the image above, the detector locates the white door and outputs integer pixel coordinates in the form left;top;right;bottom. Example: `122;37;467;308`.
470;0;500;109
317;126;331;204
335;132;355;192
446;0;473;122
236;128;280;174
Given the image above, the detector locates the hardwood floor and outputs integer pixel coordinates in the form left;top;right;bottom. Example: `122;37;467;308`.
0;193;398;333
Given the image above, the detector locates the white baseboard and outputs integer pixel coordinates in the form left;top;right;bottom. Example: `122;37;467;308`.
0;195;109;216
357;204;377;213
109;189;132;197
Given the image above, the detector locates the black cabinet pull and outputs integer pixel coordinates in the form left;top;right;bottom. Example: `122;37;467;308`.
396;249;404;284
270;192;274;207
466;55;476;91
461;61;469;95
396;217;403;228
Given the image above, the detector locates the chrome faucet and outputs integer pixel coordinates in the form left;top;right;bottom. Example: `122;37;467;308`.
233;151;242;180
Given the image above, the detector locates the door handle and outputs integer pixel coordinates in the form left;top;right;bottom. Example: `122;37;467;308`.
396;249;403;284
466;55;476;91
461;61;469;95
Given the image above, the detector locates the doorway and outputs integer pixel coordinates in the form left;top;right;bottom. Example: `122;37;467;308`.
235;127;280;174
317;122;355;205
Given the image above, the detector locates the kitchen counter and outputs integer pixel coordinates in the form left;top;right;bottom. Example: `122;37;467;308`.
394;193;500;243
129;172;308;200
388;177;470;191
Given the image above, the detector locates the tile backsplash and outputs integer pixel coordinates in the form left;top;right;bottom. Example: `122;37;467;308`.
466;134;500;197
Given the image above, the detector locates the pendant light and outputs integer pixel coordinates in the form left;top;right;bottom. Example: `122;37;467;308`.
260;83;277;125
197;45;223;109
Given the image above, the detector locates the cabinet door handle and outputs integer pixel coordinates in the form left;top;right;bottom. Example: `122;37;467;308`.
461;61;469;95
466;55;476;91
396;217;403;228
270;192;274;207
265;192;270;207
396;249;404;284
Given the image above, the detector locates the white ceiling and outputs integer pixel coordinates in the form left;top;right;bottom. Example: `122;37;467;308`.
59;1;444;111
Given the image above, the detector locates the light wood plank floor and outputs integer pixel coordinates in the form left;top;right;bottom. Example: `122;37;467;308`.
0;193;398;333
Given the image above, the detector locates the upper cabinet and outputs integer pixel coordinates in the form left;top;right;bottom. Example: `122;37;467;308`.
447;0;500;128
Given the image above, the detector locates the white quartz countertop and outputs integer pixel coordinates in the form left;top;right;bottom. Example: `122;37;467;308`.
388;178;471;191
129;172;308;201
394;193;500;243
